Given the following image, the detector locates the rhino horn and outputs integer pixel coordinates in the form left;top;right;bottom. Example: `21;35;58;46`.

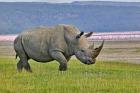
92;40;104;58
76;32;84;39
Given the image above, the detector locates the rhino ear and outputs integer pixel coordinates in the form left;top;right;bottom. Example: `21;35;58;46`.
85;32;93;38
76;32;84;39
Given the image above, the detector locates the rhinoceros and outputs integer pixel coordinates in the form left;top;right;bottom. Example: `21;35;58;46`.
14;24;104;72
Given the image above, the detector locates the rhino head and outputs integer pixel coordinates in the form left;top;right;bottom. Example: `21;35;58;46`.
64;25;104;65
74;32;104;65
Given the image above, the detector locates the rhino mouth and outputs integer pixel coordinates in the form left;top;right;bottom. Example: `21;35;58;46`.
84;59;95;65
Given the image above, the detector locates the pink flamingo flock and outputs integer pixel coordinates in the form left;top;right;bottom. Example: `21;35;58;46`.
0;31;140;41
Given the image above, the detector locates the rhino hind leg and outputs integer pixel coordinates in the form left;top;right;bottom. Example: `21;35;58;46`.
14;36;32;72
22;59;32;72
17;60;23;72
17;58;32;72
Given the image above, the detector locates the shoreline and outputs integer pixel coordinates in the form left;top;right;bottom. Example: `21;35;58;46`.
0;31;140;41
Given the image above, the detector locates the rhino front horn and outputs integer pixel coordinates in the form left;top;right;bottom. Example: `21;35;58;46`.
92;40;104;58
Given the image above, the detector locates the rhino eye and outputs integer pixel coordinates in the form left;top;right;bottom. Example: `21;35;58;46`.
81;50;85;52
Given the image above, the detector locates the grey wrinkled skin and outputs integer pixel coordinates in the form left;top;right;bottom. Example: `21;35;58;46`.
14;24;104;72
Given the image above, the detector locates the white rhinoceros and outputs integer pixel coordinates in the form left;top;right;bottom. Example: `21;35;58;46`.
14;24;104;72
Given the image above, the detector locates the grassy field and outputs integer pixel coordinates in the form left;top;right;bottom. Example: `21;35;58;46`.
0;41;140;93
0;58;140;93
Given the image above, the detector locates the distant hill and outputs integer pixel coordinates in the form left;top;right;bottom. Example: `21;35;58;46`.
0;2;140;34
72;1;140;7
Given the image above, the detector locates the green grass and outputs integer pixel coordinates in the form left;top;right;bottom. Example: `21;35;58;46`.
0;58;140;93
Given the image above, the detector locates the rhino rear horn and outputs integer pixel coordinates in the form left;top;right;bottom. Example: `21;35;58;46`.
76;32;84;39
92;40;104;58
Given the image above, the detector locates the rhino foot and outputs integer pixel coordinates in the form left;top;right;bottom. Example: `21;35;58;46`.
23;62;32;73
17;59;32;73
59;63;67;71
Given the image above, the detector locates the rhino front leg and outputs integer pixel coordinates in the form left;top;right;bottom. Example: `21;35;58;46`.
50;51;67;71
